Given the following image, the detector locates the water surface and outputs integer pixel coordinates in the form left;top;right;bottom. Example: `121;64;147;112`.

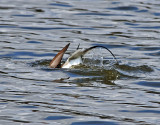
0;0;160;125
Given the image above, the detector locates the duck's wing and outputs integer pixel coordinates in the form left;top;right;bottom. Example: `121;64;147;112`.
49;43;70;68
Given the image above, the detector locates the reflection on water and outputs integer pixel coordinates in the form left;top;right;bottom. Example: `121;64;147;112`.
0;0;160;125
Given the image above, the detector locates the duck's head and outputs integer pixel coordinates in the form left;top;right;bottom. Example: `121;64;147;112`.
49;43;70;68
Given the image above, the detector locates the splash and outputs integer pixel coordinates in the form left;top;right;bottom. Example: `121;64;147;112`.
82;47;118;69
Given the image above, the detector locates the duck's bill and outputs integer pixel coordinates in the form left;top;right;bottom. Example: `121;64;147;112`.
49;43;70;68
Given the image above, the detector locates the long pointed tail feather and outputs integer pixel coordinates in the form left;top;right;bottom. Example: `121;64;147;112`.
83;46;119;64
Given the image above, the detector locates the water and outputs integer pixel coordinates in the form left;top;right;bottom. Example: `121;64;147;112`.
0;0;160;124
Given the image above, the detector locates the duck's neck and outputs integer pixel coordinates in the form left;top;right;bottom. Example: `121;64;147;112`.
62;56;83;68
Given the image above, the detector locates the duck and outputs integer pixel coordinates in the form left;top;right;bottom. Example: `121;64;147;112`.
49;43;118;68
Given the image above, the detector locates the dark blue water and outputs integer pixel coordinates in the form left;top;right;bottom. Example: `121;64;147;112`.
0;0;160;125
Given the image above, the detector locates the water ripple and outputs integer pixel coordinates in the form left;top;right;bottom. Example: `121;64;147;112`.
0;0;160;124
71;121;118;125
107;6;138;11
44;116;73;120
